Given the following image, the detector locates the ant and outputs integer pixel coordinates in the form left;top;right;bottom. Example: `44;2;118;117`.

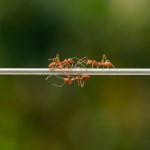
48;54;85;68
86;59;98;68
78;58;97;68
81;54;115;68
48;54;60;69
46;56;88;81
97;54;115;68
52;75;75;87
62;58;75;68
74;74;90;87
52;74;90;87
61;56;88;68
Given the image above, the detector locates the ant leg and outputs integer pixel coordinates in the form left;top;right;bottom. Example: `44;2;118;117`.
111;63;115;68
71;57;80;60
78;79;81;86
54;75;65;80
73;57;88;68
111;63;117;71
46;66;57;80
76;77;80;86
45;75;53;80
72;56;88;60
65;62;72;68
52;82;66;87
51;75;66;87
103;54;107;61
46;74;64;82
75;57;88;68
75;60;87;68
80;80;84;87
106;59;115;68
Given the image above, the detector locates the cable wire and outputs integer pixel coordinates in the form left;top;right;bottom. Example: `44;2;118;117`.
0;68;150;75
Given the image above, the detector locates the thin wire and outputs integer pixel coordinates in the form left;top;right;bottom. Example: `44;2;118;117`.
0;68;150;75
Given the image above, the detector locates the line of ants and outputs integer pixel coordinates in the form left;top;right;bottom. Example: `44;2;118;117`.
46;54;115;87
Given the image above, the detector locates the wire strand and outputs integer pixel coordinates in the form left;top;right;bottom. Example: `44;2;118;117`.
0;68;150;75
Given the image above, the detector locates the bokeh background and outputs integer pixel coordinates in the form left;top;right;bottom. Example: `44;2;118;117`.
0;0;150;149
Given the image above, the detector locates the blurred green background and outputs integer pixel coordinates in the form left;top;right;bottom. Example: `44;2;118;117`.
0;0;150;149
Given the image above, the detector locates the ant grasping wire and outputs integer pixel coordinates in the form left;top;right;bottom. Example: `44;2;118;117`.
97;54;115;68
48;54;86;69
52;74;90;87
48;54;60;63
77;57;98;68
48;54;60;69
46;56;88;80
86;60;98;68
74;74;90;87
61;56;89;68
48;54;75;68
50;67;90;88
52;75;75;87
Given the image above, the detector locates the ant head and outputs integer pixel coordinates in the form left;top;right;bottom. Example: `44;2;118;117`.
63;59;67;63
87;60;92;64
81;75;90;81
49;62;56;68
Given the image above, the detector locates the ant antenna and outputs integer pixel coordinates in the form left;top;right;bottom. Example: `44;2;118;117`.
101;54;106;62
48;53;60;61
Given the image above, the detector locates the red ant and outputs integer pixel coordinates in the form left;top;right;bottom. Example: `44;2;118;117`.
52;74;90;87
97;54;115;68
86;60;98;68
46;56;88;81
48;54;84;68
81;54;115;68
61;56;88;68
62;58;74;68
48;54;60;69
52;75;75;87
77;57;98;68
48;54;74;68
74;75;90;87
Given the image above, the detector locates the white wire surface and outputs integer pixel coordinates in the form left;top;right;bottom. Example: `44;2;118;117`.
0;68;150;75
